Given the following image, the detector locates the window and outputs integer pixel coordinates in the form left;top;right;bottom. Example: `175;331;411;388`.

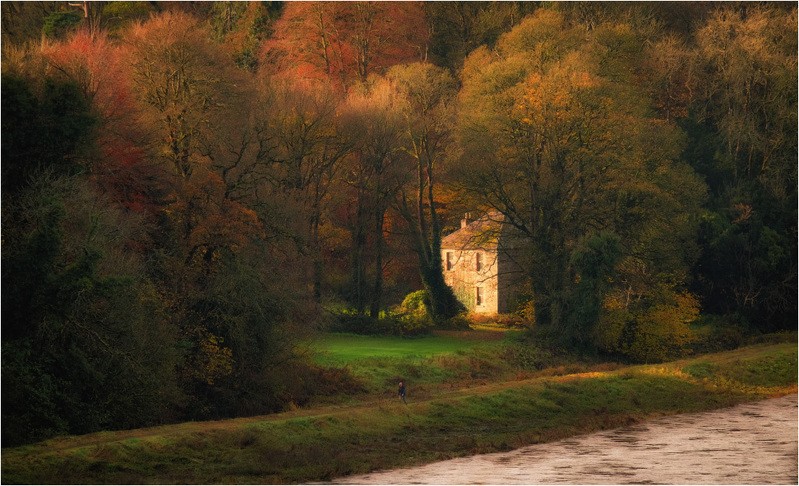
476;287;483;306
446;252;453;271
475;252;483;271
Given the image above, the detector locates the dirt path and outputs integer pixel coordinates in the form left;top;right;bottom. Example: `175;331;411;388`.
336;394;798;484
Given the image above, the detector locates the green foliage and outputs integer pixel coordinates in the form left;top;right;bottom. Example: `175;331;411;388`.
399;290;431;316
683;5;798;333
565;232;621;350
1;75;97;194
42;10;82;39
1;2;796;450
1;2;62;45
328;309;432;337
175;248;309;419
211;1;277;71
1;174;181;445
101;2;152;32
425;2;537;70
690;314;749;353
390;290;436;334
457;8;705;352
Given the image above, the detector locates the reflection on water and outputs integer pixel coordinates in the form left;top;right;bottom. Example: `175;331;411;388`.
336;394;797;484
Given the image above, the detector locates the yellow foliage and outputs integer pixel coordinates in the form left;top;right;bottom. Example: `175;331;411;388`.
191;328;234;385
595;292;701;363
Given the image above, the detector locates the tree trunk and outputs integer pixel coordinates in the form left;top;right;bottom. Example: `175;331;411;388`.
350;186;368;315
311;215;323;302
420;262;463;321
369;206;385;319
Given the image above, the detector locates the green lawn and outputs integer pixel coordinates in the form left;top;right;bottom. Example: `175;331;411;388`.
308;332;505;366
305;331;517;397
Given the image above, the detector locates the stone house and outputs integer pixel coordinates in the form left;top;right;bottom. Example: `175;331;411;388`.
441;212;526;314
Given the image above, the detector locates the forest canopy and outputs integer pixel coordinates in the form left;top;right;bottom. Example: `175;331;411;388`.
2;1;796;445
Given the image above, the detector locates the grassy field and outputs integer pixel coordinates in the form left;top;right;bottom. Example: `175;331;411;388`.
305;331;519;399
2;339;796;484
308;331;507;365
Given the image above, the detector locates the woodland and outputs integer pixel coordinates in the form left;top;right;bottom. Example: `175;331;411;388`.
1;1;796;446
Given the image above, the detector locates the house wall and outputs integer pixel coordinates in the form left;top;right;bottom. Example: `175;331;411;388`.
441;248;499;314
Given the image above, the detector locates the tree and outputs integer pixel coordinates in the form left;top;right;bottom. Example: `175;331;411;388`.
387;63;465;321
456;10;705;349
120;12;314;419
126;11;241;180
210;1;279;71
1;2;62;45
686;5;797;331
1;172;181;445
340;80;408;317
425;2;536;71
38;29;158;211
261;1;429;88
267;81;353;301
1;46;97;195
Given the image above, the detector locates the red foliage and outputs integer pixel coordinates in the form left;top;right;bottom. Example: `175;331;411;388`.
43;31;154;213
261;1;430;89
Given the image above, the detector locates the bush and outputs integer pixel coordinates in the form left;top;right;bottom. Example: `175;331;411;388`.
593;292;700;363
399;290;430;318
270;361;367;407
435;312;472;330
691;314;749;353
327;309;433;337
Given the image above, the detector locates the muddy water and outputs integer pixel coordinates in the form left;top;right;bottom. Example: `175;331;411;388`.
336;394;798;484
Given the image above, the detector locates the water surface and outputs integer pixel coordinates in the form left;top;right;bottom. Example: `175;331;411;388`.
336;394;798;484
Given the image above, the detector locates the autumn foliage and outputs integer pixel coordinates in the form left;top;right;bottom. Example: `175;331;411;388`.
1;2;796;446
261;1;429;88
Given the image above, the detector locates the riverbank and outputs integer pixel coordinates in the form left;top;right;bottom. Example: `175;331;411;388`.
2;342;796;484
336;394;798;484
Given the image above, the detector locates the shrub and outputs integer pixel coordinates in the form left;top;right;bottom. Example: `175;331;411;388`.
399;290;430;318
327;308;433;337
276;361;367;406
394;290;436;334
593;292;700;363
691;314;749;353
468;312;529;329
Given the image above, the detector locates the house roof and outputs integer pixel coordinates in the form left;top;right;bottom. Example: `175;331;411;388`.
441;211;526;251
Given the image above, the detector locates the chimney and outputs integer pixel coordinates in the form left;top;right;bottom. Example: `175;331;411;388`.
460;212;472;229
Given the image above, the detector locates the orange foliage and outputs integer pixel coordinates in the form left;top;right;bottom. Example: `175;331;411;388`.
42;31;152;212
261;1;430;89
170;166;263;267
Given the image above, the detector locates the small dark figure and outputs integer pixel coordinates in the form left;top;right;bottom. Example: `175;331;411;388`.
398;381;407;404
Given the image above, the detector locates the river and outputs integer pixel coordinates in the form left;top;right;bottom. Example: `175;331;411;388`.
335;394;797;484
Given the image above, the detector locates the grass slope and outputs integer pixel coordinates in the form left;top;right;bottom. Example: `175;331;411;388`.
2;342;796;484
